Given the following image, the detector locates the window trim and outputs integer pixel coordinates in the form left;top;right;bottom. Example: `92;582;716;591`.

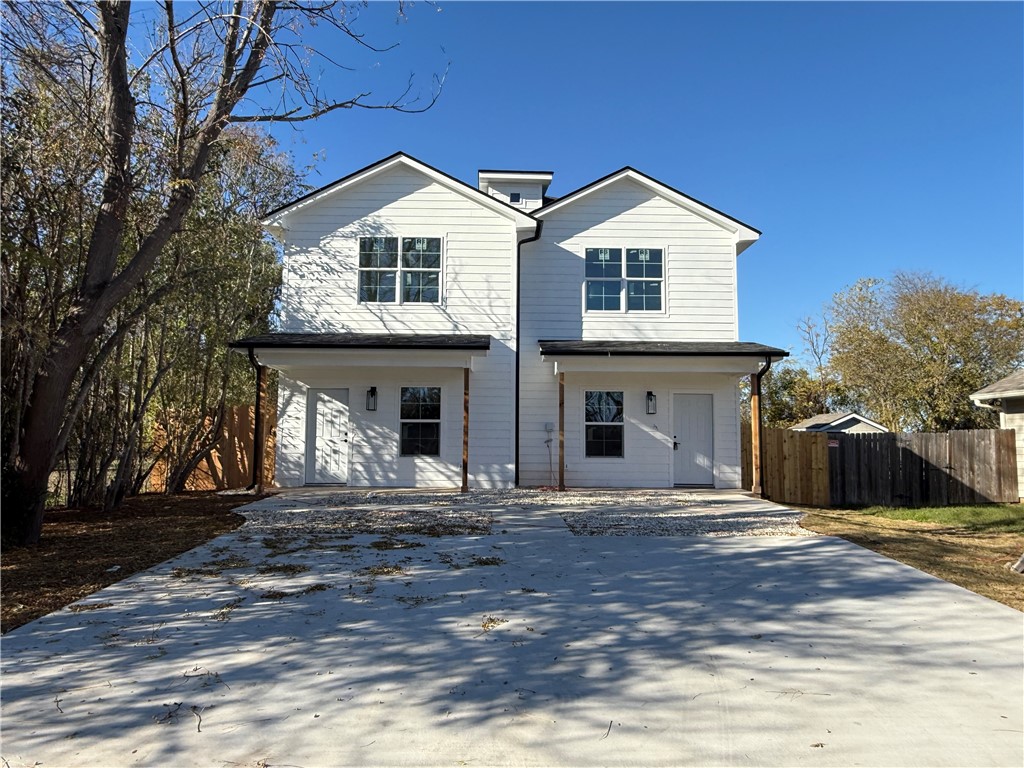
583;389;625;459
581;245;666;315
399;385;442;457
357;236;443;305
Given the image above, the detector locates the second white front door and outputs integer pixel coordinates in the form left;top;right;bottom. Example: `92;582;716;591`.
306;388;349;484
673;393;714;487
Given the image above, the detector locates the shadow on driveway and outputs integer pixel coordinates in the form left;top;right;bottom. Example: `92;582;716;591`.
1;492;1021;767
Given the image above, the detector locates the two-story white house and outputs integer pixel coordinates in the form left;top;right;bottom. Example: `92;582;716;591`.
231;152;786;490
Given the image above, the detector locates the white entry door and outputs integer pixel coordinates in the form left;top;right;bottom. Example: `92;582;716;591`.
305;389;349;484
673;393;714;487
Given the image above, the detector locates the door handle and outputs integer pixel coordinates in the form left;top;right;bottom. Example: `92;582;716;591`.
673;436;679;451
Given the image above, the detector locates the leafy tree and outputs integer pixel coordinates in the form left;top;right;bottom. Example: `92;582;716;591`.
827;272;1024;431
1;1;442;546
757;362;857;428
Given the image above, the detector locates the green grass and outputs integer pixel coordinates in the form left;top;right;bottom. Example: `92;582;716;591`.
859;504;1024;533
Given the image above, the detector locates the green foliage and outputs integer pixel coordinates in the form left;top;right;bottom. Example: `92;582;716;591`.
757;362;857;428
828;272;1024;431
2;57;300;504
859;505;1024;534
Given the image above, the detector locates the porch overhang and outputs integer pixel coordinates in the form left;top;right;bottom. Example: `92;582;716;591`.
538;340;788;375
230;333;491;372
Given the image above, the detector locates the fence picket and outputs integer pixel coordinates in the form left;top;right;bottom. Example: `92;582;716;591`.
760;428;1016;508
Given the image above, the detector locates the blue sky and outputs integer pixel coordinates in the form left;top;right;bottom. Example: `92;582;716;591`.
263;1;1023;360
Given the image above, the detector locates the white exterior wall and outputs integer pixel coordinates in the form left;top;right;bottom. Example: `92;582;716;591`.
276;343;515;488
528;179;739;342
518;176;745;487
273;163;519;487
486;182;544;211
516;371;740;489
999;400;1024;499
279;164;517;336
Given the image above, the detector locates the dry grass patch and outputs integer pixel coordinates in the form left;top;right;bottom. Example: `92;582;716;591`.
801;508;1023;612
2;492;257;633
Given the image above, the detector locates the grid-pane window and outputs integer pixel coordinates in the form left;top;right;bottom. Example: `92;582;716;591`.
400;387;441;456
584;246;663;313
584;390;624;458
359;237;441;304
586;281;621;312
585;248;623;312
358;237;398;302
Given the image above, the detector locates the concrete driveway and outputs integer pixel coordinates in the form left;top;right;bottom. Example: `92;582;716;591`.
1;491;1021;767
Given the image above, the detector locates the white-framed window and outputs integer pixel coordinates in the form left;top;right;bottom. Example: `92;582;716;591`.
584;247;663;312
584;390;624;458
358;237;441;304
400;386;441;456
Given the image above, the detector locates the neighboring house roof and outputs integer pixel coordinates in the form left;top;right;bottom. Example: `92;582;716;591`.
532;166;761;254
538;340;787;359
261;152;537;233
230;333;491;351
970;370;1024;408
789;412;888;433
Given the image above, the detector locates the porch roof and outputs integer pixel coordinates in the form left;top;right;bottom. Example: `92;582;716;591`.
538;340;787;359
230;333;491;351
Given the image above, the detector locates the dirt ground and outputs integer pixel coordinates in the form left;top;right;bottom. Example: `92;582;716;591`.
1;492;253;633
800;510;1024;612
4;493;1021;634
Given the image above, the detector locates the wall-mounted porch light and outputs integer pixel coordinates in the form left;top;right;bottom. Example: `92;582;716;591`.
646;391;657;415
366;386;378;411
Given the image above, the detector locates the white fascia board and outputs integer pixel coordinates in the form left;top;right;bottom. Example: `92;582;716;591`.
971;389;1024;405
263;155;537;234
478;172;554;184
847;414;888;432
545;355;767;375
253;347;486;371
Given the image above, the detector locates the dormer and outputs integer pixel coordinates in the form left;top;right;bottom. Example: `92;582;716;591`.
477;169;553;212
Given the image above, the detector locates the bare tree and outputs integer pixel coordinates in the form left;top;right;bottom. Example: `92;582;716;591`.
1;0;444;546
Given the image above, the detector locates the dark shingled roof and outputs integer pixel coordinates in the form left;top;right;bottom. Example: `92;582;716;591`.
538;340;787;357
230;333;491;351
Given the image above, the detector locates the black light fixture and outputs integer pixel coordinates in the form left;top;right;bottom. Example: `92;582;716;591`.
646;391;657;415
366;386;378;411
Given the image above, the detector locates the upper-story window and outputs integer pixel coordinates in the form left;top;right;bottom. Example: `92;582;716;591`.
584;247;663;312
359;237;441;304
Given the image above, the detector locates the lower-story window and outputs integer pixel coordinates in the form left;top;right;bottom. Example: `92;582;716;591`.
400;386;441;456
584;390;624;457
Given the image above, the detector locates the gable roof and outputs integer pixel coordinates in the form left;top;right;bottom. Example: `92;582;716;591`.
262;152;538;233
789;412;888;432
532;166;761;253
970;369;1024;405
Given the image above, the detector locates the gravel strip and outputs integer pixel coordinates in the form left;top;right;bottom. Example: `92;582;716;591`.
238;488;811;538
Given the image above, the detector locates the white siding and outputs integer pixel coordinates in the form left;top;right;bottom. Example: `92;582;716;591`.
275;343;515;488
486;182;544;211
279;164;518;335
517;371;741;488
518;176;745;487
526;178;739;343
273;163;519;488
1000;400;1024;499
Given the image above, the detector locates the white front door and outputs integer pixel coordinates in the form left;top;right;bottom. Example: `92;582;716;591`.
673;393;714;487
305;388;349;484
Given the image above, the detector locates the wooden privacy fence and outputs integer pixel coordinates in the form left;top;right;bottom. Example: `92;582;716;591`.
149;405;276;492
761;428;1018;508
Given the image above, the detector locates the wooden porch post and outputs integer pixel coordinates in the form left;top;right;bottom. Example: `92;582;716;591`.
249;350;266;493
558;372;565;491
461;367;470;493
750;372;763;497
